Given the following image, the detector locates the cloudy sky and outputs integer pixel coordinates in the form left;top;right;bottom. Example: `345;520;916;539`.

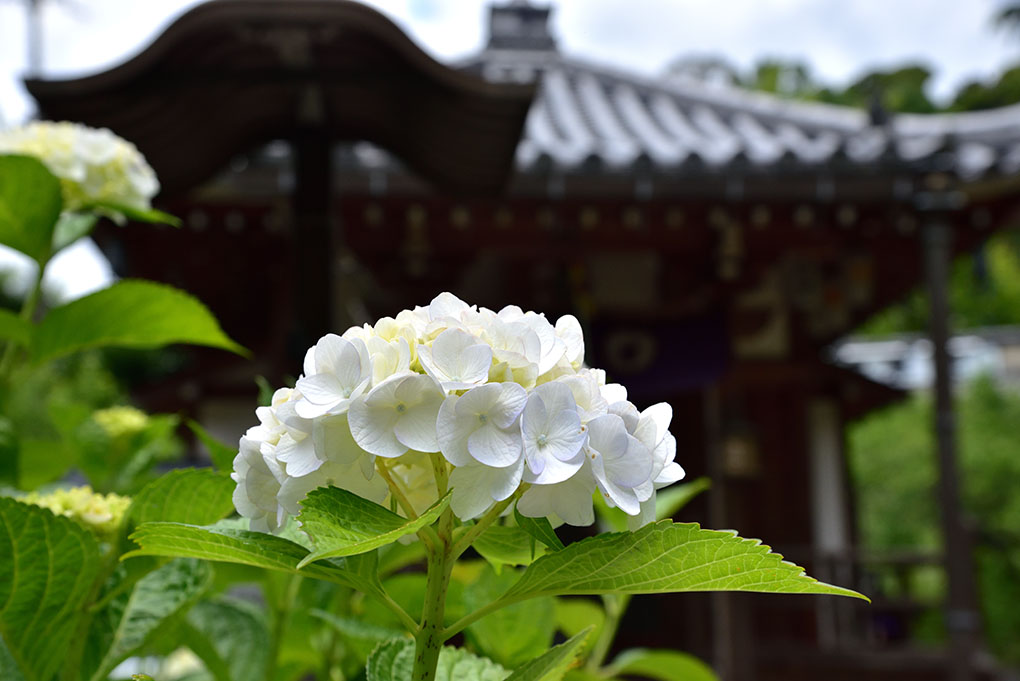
0;0;1019;296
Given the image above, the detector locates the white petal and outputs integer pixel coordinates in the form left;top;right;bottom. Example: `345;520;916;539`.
543;409;586;462
394;400;442;453
276;433;322;478
313;413;363;465
458;343;493;385
523;448;584;484
490;382;528;429
519;467;595;526
295;374;344;409
655;461;686;486
429;292;470;321
468;423;522;468
348;398;405;458
454;383;501;417
437;396;476;466
449;465;498;520
555;314;584;365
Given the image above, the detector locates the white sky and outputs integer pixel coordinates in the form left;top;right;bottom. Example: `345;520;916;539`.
1;0;1019;297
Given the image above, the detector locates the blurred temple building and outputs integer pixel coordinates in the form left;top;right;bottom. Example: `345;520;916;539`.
24;1;1020;679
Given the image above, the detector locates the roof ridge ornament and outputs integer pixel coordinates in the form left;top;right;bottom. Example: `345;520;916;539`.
487;0;557;52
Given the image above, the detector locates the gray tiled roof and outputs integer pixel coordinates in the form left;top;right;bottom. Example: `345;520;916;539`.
458;50;1020;179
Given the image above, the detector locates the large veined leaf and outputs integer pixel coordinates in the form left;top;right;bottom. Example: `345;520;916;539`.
496;522;867;608
504;627;593;681
88;558;211;681
366;638;509;681
464;567;556;669
0;154;62;264
297;487;451;568
126;521;387;601
0;309;30;348
128;468;235;528
183;597;270;681
604;649;719;681
32;280;247;363
0;497;100;681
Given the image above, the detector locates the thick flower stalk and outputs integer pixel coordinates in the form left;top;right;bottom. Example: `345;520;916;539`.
232;292;684;532
0;121;159;222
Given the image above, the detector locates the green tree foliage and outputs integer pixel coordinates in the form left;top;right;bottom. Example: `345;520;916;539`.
848;377;1020;663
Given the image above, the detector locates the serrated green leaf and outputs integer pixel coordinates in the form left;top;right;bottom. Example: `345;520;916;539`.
89;558;212;681
505;627;593;681
125;521;387;601
311;609;404;642
297;487;450;568
186;420;237;472
604;649;719;681
366;638;509;681
32;279;247;363
0;497;100;681
514;507;564;551
0;310;30;349
655;478;711;521
474;524;547;571
183;597;270;681
52;212;98;253
0;154;62;263
465;566;556;668
129;468;235;528
497;522;867;607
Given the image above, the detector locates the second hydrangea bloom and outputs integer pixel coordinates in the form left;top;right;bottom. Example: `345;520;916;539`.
233;293;684;531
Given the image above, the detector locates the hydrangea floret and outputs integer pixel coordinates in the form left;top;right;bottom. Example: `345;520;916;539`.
233;292;684;531
20;485;130;538
0;121;159;222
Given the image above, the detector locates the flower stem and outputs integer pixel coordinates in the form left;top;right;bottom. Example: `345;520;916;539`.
585;593;631;673
0;259;45;382
412;505;452;681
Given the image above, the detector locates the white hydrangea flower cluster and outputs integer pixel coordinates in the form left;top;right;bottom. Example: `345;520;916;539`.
0;121;159;220
232;293;683;533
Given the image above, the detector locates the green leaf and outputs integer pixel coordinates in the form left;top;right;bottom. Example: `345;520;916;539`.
89;558;212;681
296;487;451;568
474;525;547;571
0;497;100;681
504;627;593;681
128;468;235;528
366;638;509;681
655;478;711;521
183;597;269;681
0;154;63;263
0;310;30;349
554;598;605;660
497;522;868;607
84;200;181;226
604;649;719;681
52;212;98;253
0;637;26;681
186;419;237;472
465;566;556;668
32;279;247;363
310;609;405;664
126;521;387;600
514;507;564;551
